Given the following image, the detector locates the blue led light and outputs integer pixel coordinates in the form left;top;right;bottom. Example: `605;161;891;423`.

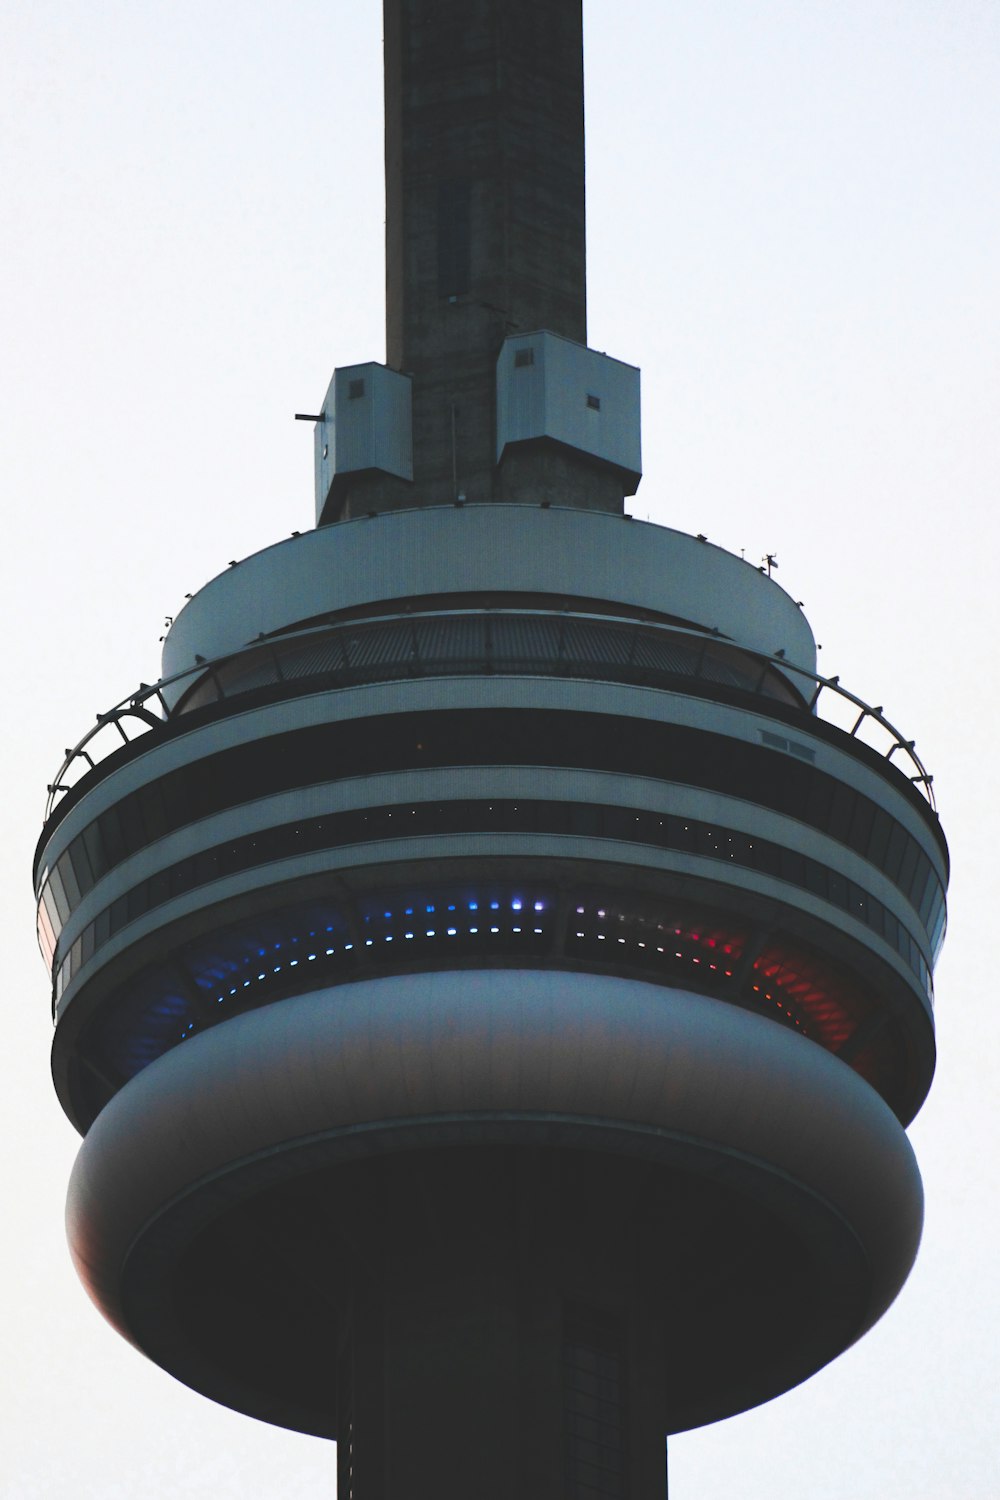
112;883;565;1084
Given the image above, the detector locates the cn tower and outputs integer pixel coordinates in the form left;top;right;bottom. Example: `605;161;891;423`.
35;3;948;1496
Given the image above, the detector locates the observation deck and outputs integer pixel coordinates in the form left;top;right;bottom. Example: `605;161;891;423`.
36;504;946;1449
38;506;945;1138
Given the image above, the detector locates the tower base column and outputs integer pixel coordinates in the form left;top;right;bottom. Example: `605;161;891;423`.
335;1147;670;1500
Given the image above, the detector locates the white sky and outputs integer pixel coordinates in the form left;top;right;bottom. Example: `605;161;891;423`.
2;1;998;1495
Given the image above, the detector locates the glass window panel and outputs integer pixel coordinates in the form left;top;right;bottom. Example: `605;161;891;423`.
57;849;81;910
847;795;875;857
571;805;601;836
148;868;172;908
828;782;856;843
917;869;940;927
883;907;904;952
137;782;170;843
751;838;781;877
883;822;907;883
68;834;96;898
98;805;127;868
827;870;848;911
114;790;146;858
772;761;808;820
847;881;869;923
47;865;71;926
127;883;151;921
81;820;107;886
898;836;921;899
37;899;57;968
926;889;946;949
867;808;891;870
41;881;62;940
170;857;197;897
805;775;834;829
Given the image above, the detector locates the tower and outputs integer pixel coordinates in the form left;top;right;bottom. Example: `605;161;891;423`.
35;2;947;1495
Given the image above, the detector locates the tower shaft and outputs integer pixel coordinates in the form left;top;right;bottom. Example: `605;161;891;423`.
336;1149;670;1500
386;0;586;511
385;0;588;370
325;0;626;518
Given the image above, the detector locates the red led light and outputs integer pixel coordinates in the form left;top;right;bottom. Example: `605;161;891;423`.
752;945;862;1052
576;897;888;1094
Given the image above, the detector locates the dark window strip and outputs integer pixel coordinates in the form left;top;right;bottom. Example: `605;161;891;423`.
43;709;945;956
55;796;932;1002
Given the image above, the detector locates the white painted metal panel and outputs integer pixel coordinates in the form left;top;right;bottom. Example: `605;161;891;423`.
496;331;641;488
313;362;413;519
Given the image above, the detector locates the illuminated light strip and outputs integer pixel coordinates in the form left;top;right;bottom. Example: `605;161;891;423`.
180;885;556;1033
106;887;871;1091
575;907;870;1044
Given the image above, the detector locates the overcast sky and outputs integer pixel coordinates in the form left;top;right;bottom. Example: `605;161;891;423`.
2;2;998;1496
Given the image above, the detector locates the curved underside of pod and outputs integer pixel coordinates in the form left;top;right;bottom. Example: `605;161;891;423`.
68;969;923;1437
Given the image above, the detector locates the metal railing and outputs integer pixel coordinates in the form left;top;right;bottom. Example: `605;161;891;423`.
43;610;936;822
